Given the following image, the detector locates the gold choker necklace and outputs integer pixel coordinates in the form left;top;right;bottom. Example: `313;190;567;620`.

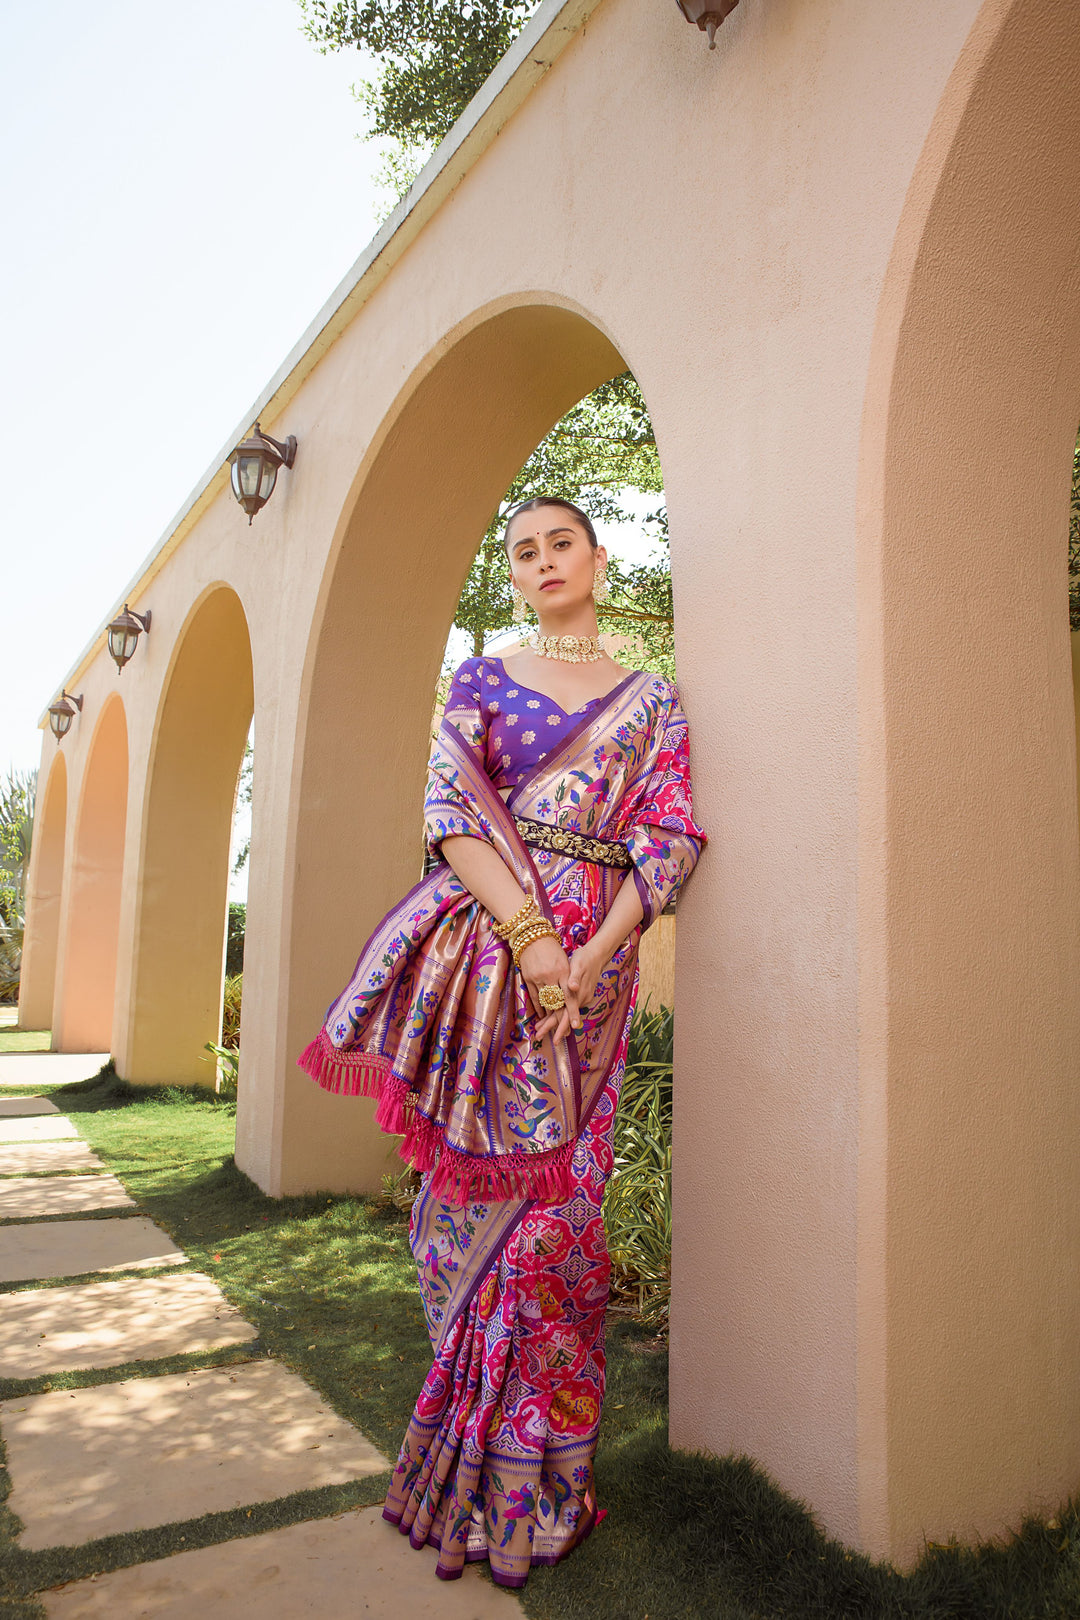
527;633;604;663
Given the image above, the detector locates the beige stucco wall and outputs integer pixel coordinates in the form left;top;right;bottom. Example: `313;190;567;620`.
21;0;1080;1570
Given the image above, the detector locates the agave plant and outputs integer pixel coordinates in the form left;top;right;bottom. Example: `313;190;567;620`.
604;1000;674;1328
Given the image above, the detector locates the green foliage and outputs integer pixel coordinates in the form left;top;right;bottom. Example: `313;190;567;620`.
604;1002;674;1328
225;901;246;976
201;971;244;1095
203;1041;239;1097
221;972;243;1049
299;0;540;160
0;767;36;1003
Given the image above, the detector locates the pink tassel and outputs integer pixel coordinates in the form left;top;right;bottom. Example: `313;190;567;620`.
296;1032;391;1097
297;1027;576;1205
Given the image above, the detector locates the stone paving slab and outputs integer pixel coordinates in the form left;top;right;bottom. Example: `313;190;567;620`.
0;1054;108;1088
0;1142;104;1175
0;1273;257;1378
2;1360;390;1549
0;1174;134;1220
0;1097;60;1117
41;1503;523;1618
0;1217;184;1284
0;1116;78;1143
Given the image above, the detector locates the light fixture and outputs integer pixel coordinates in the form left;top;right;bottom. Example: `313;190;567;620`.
107;604;152;673
228;421;297;523
675;0;739;48
48;690;83;743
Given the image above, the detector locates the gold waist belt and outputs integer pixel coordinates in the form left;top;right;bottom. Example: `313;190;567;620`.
513;815;632;869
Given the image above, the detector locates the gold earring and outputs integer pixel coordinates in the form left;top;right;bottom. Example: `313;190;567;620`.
594;563;610;604
511;583;528;623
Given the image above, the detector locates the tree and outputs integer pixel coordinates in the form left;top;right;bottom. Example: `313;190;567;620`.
299;0;540;162
0;768;36;1003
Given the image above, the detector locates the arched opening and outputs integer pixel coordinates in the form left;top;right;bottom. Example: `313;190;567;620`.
855;0;1080;1561
243;299;630;1194
18;751;67;1033
121;585;253;1085
54;697;128;1053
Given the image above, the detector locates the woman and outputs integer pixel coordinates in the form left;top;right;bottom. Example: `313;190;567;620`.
299;495;706;1588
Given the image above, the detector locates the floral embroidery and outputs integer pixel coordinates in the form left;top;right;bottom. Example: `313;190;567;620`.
522;731;536;744
486;674;500;685
527;699;540;709
507;689;519;698
505;714;519;727
487;701;500;714
546;714;561;726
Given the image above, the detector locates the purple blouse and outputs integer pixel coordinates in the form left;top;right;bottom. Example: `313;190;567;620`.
450;656;609;791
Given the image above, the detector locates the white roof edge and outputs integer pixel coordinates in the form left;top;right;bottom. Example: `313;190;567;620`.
41;0;605;723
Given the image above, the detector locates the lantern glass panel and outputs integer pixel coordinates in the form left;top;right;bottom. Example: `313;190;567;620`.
110;625;138;664
258;458;279;502
238;453;264;499
50;707;72;738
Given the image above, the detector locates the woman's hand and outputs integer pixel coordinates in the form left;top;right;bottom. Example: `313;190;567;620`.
520;935;607;1046
517;934;574;1041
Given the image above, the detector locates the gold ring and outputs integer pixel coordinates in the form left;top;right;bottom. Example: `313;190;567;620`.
538;984;566;1011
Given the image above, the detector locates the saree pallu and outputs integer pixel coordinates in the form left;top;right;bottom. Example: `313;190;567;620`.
299;661;706;1585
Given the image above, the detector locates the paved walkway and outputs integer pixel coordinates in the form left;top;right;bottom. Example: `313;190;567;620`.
0;1050;521;1618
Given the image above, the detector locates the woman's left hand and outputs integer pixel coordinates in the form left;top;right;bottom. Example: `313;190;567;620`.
532;939;606;1044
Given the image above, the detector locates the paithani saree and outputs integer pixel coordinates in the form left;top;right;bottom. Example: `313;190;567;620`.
299;654;705;1586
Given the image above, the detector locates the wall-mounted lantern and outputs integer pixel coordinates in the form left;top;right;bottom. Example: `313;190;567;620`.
48;690;83;743
675;0;739;48
106;604;152;673
228;421;297;524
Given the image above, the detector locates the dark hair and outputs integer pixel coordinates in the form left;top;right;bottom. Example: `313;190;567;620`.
503;496;598;552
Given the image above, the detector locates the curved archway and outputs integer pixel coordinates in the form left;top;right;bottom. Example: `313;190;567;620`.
241;299;628;1193
855;0;1080;1560
121;584;253;1085
18;751;67;1033
55;696;128;1052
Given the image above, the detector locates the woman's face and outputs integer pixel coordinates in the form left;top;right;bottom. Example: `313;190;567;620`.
505;506;606;615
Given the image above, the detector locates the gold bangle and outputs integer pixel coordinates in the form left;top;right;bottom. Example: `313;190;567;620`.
506;914;549;952
492;894;539;940
511;920;558;967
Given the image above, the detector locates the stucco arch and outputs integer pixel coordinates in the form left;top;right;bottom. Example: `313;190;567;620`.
236;299;628;1193
53;695;128;1053
120;583;254;1086
17;751;67;1033
854;0;1080;1560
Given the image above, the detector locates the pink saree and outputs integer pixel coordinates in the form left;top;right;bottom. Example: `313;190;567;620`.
299;656;705;1586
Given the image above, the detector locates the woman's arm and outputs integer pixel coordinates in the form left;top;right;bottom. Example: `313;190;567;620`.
439;833;530;926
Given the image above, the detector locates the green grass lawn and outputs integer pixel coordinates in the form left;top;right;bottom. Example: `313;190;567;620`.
1;1070;1078;1618
0;1032;51;1055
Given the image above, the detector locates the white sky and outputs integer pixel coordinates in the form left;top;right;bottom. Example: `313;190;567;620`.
1;0;662;827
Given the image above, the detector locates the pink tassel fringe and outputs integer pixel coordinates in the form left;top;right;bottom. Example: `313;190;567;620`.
297;1029;574;1205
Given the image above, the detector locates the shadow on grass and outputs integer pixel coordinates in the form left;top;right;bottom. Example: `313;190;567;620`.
9;1071;1077;1620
